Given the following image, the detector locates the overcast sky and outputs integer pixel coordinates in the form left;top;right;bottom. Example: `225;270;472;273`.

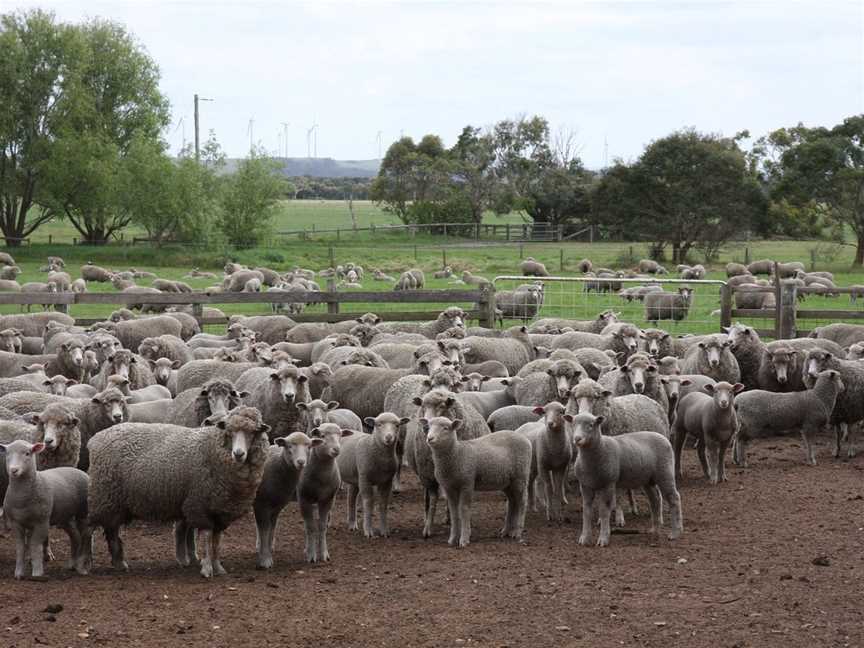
11;1;864;166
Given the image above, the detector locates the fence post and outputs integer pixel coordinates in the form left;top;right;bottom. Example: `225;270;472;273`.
519;243;524;259
779;282;797;339
192;302;204;326
719;284;732;331
329;245;335;270
478;283;496;329
559;248;564;272
442;249;447;269
744;246;750;265
327;278;339;321
557;225;563;241
506;224;510;241
589;225;594;244
48;235;52;244
443;224;448;238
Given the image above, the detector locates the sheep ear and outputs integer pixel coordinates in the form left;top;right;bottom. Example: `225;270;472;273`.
451;419;463;431
733;383;745;393
31;442;46;454
703;384;715;393
42;379;52;386
326;401;339;410
681;379;692;386
269;372;280;380
0;444;5;455
661;333;670;340
309;437;324;447
638;331;646;339
298;374;308;383
341;429;354;437
422;379;432;388
698;342;706;349
148;359;157;369
91;395;102;404
412;397;423;406
659;377;668;384
295;402;308;411
594;415;605;426
601;389;612;398
399;417;411;426
460;376;469;383
259;424;271;436
69;415;80;426
216;420;227;430
363;417;376;429
532;406;545;415
481;376;491;382
563;414;573;423
23;413;39;425
172;360;181;369
620;365;631;373
445;397;454;407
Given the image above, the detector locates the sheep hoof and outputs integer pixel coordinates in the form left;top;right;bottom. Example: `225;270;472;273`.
848;449;858;458
214;561;227;576
200;561;214;578
256;559;273;570
577;534;591;546
596;537;609;547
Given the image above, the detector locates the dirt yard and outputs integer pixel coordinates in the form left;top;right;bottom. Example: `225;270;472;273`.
2;436;863;648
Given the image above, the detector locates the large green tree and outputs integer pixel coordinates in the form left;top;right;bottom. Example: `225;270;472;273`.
0;10;77;245
753;116;864;264
592;130;766;263
216;147;283;248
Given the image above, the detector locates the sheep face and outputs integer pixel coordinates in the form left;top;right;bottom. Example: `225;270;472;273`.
803;349;833;381
0;329;22;353
137;339;162;360
414;391;457;423
567;413;605;448
60;341;85;368
200;381;246;419
422;416;461;448
423;367;463;394
150;358;179;385
276;432;319;469
620;356;656;394
83;350;100;376
340;349;380;368
270;367;307;404
297;399;339;428
414;352;445;376
436;340;464;367
697;339;727;369
640;329;670;358
441;307;466;330
89;336;121;363
309;422;351;459
43;375;73;396
570;381;612;416
106;375;131;395
532;401;567;433
659;375;691;404
1;440;43;478
33;404;79;451
349;323;379;346
105;350;134;379
461;372;490;392
614;326;640;353
847;343;864;361
91;388;129;424
766;347;796;385
703;381;744;411
547;360;582;400
217;407;270;464
364;413;410;447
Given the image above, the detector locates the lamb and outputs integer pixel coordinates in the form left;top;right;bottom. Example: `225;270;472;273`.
599;353;668;413
404;389;490;537
296;422;352;562
461;270;490;287
734;284;775;309
486;405;541;432
461;359;509;378
111;274;136;290
46;271;71;291
310;333;362;364
461;325;536;375
81;263;113;282
1;440;91;579
680;334;741;383
455;378;519;419
495;284;544;320
520;257;549;277
0;349;57;379
433;266;453;279
566;378;669;438
18;282;58;311
724;323;763;390
137;334;195;367
801;349;864;458
87;406;270;577
375;307;466;338
302;362;333;400
809;323;864;350
657;356;681;376
91;348;155;390
755;336;844;392
517;401;572;521
252;431;317;569
0;252;14;266
0;279;20;292
847;343;864;361
236;364;311;440
394;272;417;291
513;359;582;406
734;370;844;466
0;388;128;471
672;381;744;484
569;413;682;546
530;310;618;334
552;323;641;364
224;269;265;292
746;259;774;275
338;413;408;537
423;416;531;547
658;374;715;424
644;287;693;324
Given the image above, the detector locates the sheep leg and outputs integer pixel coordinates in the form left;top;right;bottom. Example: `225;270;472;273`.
422;486;439;539
104;526;128;571
660;481;683;540
377;484;392;537
29;522;49;579
346;484;359;532
527;473;538;513
717;442;729;483
732;435;748;468
211;530;227;576
76;519;92;575
317;500;333;562
627;489;639;515
643;485;662;534
174;522;191;566
833;424;843;459
62;523;81;571
848;422;858;458
551;469;567;521
596;487;614;547
359;481;375;538
695;438;710;480
801;426;818;466
577;486;595;546
198;529;215;578
300;500;318;563
12;524;27;580
672;422;687;482
704;440;722;485
505;482;527;540
457;489;473;548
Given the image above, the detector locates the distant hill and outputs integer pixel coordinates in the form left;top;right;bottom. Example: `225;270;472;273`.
221;157;380;178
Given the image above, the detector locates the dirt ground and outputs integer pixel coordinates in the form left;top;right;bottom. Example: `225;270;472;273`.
2;436;863;648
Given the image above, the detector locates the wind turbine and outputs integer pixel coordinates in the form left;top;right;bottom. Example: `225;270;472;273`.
376;130;383;159
281;122;290;158
247;117;255;152
307;122;318;158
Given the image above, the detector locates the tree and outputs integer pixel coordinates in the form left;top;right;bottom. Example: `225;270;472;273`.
450;126;500;224
752;116;864;264
0;10;77;245
216;147;283;248
38;17;169;243
592;130;766;263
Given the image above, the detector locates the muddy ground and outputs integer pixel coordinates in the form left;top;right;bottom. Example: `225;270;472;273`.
2;436;863;648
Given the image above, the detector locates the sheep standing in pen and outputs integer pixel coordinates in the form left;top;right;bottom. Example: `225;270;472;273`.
530;310;618;334
236;365;311;441
733;370;844;467
460;326;536;375
551;323;641;365
569;413;682;546
599;353;668;414
680;334;741;383
87;407;271;578
338;413;409;537
517;401;572;521
375;307;466;338
513;359;582;406
801;349;864;458
644;287;693;324
297;422;352;562
672;381;744;484
809;323;864;349
423;416;531;547
253;432;317;569
520;257;549;277
640;328;673;359
495;284;544;321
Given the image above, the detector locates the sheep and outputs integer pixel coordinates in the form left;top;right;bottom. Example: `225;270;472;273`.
746;259;774;275
657;356;681;376
644;287;693;324
229;314;296;345
236;365;310;440
0;279;21;292
734;284;775;309
598;353;669;416
495;284;544;320
461;325;536;375
88;406;270;577
517;401;572;521
1;440;91;579
847;343;864;361
0;312;74;338
0;350;58;379
433;266;453;279
18;282;58;311
175;359;259;392
0;264;19;281
169;379;247;428
486;405;541;432
513;359;582;406
640;328;672;359
801;349;864;458
422;416;531;547
569;413;682;546
296;422;352;562
552;323;641;365
726;262;749;277
110;274;136;291
658;373;715;424
461;359;509;379
99;316;183;352
680;334;741;383
755;336;844;392
136;334;194;368
734;370;844;466
638;259;668;275
679;264;705;280
252;431;317;569
302;362;333;400
105;377;171;404
310;333;363;364
224;269;265;292
530;311;619;334
337;412;408;537
461;270;491;287
91;348;155;391
0;388;127;471
404;389;490;538
723;323;764;390
520;257;549;277
393;271;417;291
577;258;592;273
672;381;744;484
81;263;113;282
147;357;179;395
455;379;519;419
0;252;15;266
775;261;806;278
809;323;864;350
375;307;466;338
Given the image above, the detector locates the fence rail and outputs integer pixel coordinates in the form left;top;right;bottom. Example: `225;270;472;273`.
274;222;570;242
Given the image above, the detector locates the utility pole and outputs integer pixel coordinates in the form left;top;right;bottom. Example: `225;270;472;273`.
193;93;213;160
281;122;290;158
376;130;383;159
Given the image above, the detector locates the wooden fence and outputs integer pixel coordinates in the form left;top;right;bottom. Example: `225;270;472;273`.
274;222;569;242
0;287;498;329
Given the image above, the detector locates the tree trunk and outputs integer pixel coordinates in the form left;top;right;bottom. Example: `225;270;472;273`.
855;233;864;266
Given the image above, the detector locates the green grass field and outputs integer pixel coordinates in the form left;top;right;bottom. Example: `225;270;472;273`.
3;201;864;337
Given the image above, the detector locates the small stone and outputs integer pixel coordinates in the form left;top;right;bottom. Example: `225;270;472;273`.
780;574;793;581
42;604;63;614
677;558;688;565
654;622;667;627
812;556;831;567
265;582;279;589
45;615;56;623
77;633;90;639
555;626;571;631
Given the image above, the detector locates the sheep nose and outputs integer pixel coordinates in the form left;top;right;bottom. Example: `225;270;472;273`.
634;383;644;393
232;449;246;462
10;467;20;476
112;414;123;422
283;392;295;402
296;458;306;467
777;376;787;384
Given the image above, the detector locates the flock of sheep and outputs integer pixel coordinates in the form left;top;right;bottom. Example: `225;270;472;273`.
0;252;862;582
